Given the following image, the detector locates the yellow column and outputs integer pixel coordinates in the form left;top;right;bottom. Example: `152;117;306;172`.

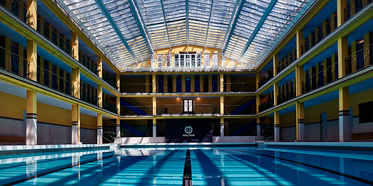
27;0;37;30
72;68;80;98
208;75;212;92
152;74;156;93
200;75;203;92
364;33;373;67
226;75;231;92
338;35;350;142
18;44;24;76
62;70;66;91
164;75;168;93
72;104;80;144
116;96;120;115
1;36;11;71
337;0;347;27
145;75;150;93
173;75;177;92
296;29;304;58
153;96;157;115
273;54;278;76
191;75;195;92
323;58;329;84
72;32;79;60
296;102;305;141
220;96;224;115
97;56;102;78
295;65;304;96
331;53;337;81
256;95;260;114
97;113;103;144
219;73;224;92
26;90;37;145
274;82;279;106
274;111;280;142
97;85;102;108
116;73;120;91
182;75;186;92
27;38;37;82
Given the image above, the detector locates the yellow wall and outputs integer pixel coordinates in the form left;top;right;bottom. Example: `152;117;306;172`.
0;91;96;129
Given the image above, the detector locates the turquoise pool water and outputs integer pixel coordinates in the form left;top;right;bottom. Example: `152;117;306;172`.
0;146;372;185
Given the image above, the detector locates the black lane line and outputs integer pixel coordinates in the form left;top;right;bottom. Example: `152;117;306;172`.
4;152;117;186
240;149;373;186
183;149;192;186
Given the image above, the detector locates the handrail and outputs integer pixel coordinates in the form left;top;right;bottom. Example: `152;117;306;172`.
344;0;373;21
0;0;29;24
37;18;73;57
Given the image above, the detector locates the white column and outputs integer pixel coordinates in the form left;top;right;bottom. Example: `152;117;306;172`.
274;124;280;142
26;113;37;145
339;110;350;142
72;121;78;144
298;119;305;142
220;118;224;136
152;119;157;137
97;126;103;144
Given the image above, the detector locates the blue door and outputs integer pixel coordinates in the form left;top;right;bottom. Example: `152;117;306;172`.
195;76;200;92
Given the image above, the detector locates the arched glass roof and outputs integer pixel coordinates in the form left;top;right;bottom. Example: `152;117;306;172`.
54;0;315;71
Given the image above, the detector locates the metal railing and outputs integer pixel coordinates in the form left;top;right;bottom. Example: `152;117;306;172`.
160;104;219;114
102;75;117;90
80;89;98;106
37;63;73;96
301;14;337;55
258;72;274;88
37;18;73;57
277;89;296;105
0;46;29;78
277;50;296;73
259;97;274;112
121;83;152;93
121;106;152;116
0;0;29;24
79;55;98;75
103;100;118;114
224;105;256;115
224;83;256;92
345;42;373;75
302;61;338;94
345;0;373;21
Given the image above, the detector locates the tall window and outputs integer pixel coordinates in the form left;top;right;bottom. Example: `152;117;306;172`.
204;54;210;67
359;101;373;123
166;54;171;67
157;54;163;68
183;99;194;113
212;54;218;67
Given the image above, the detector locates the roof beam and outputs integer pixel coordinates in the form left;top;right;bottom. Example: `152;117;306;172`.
221;0;245;53
239;0;278;58
160;0;172;49
128;0;154;53
204;0;214;49
186;0;189;46
95;0;137;62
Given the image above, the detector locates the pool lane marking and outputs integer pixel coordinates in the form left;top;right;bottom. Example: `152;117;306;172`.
183;149;192;186
231;149;373;186
5;152;118;185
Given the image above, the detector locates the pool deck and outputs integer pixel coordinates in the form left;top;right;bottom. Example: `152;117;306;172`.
0;144;111;154
264;142;373;150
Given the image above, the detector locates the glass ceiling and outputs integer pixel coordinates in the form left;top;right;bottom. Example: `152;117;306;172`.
54;0;315;71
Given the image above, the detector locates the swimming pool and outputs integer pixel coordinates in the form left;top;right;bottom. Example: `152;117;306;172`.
1;146;372;185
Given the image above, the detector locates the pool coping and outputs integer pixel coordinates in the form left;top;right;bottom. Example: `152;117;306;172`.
0;144;111;155
264;142;373;151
